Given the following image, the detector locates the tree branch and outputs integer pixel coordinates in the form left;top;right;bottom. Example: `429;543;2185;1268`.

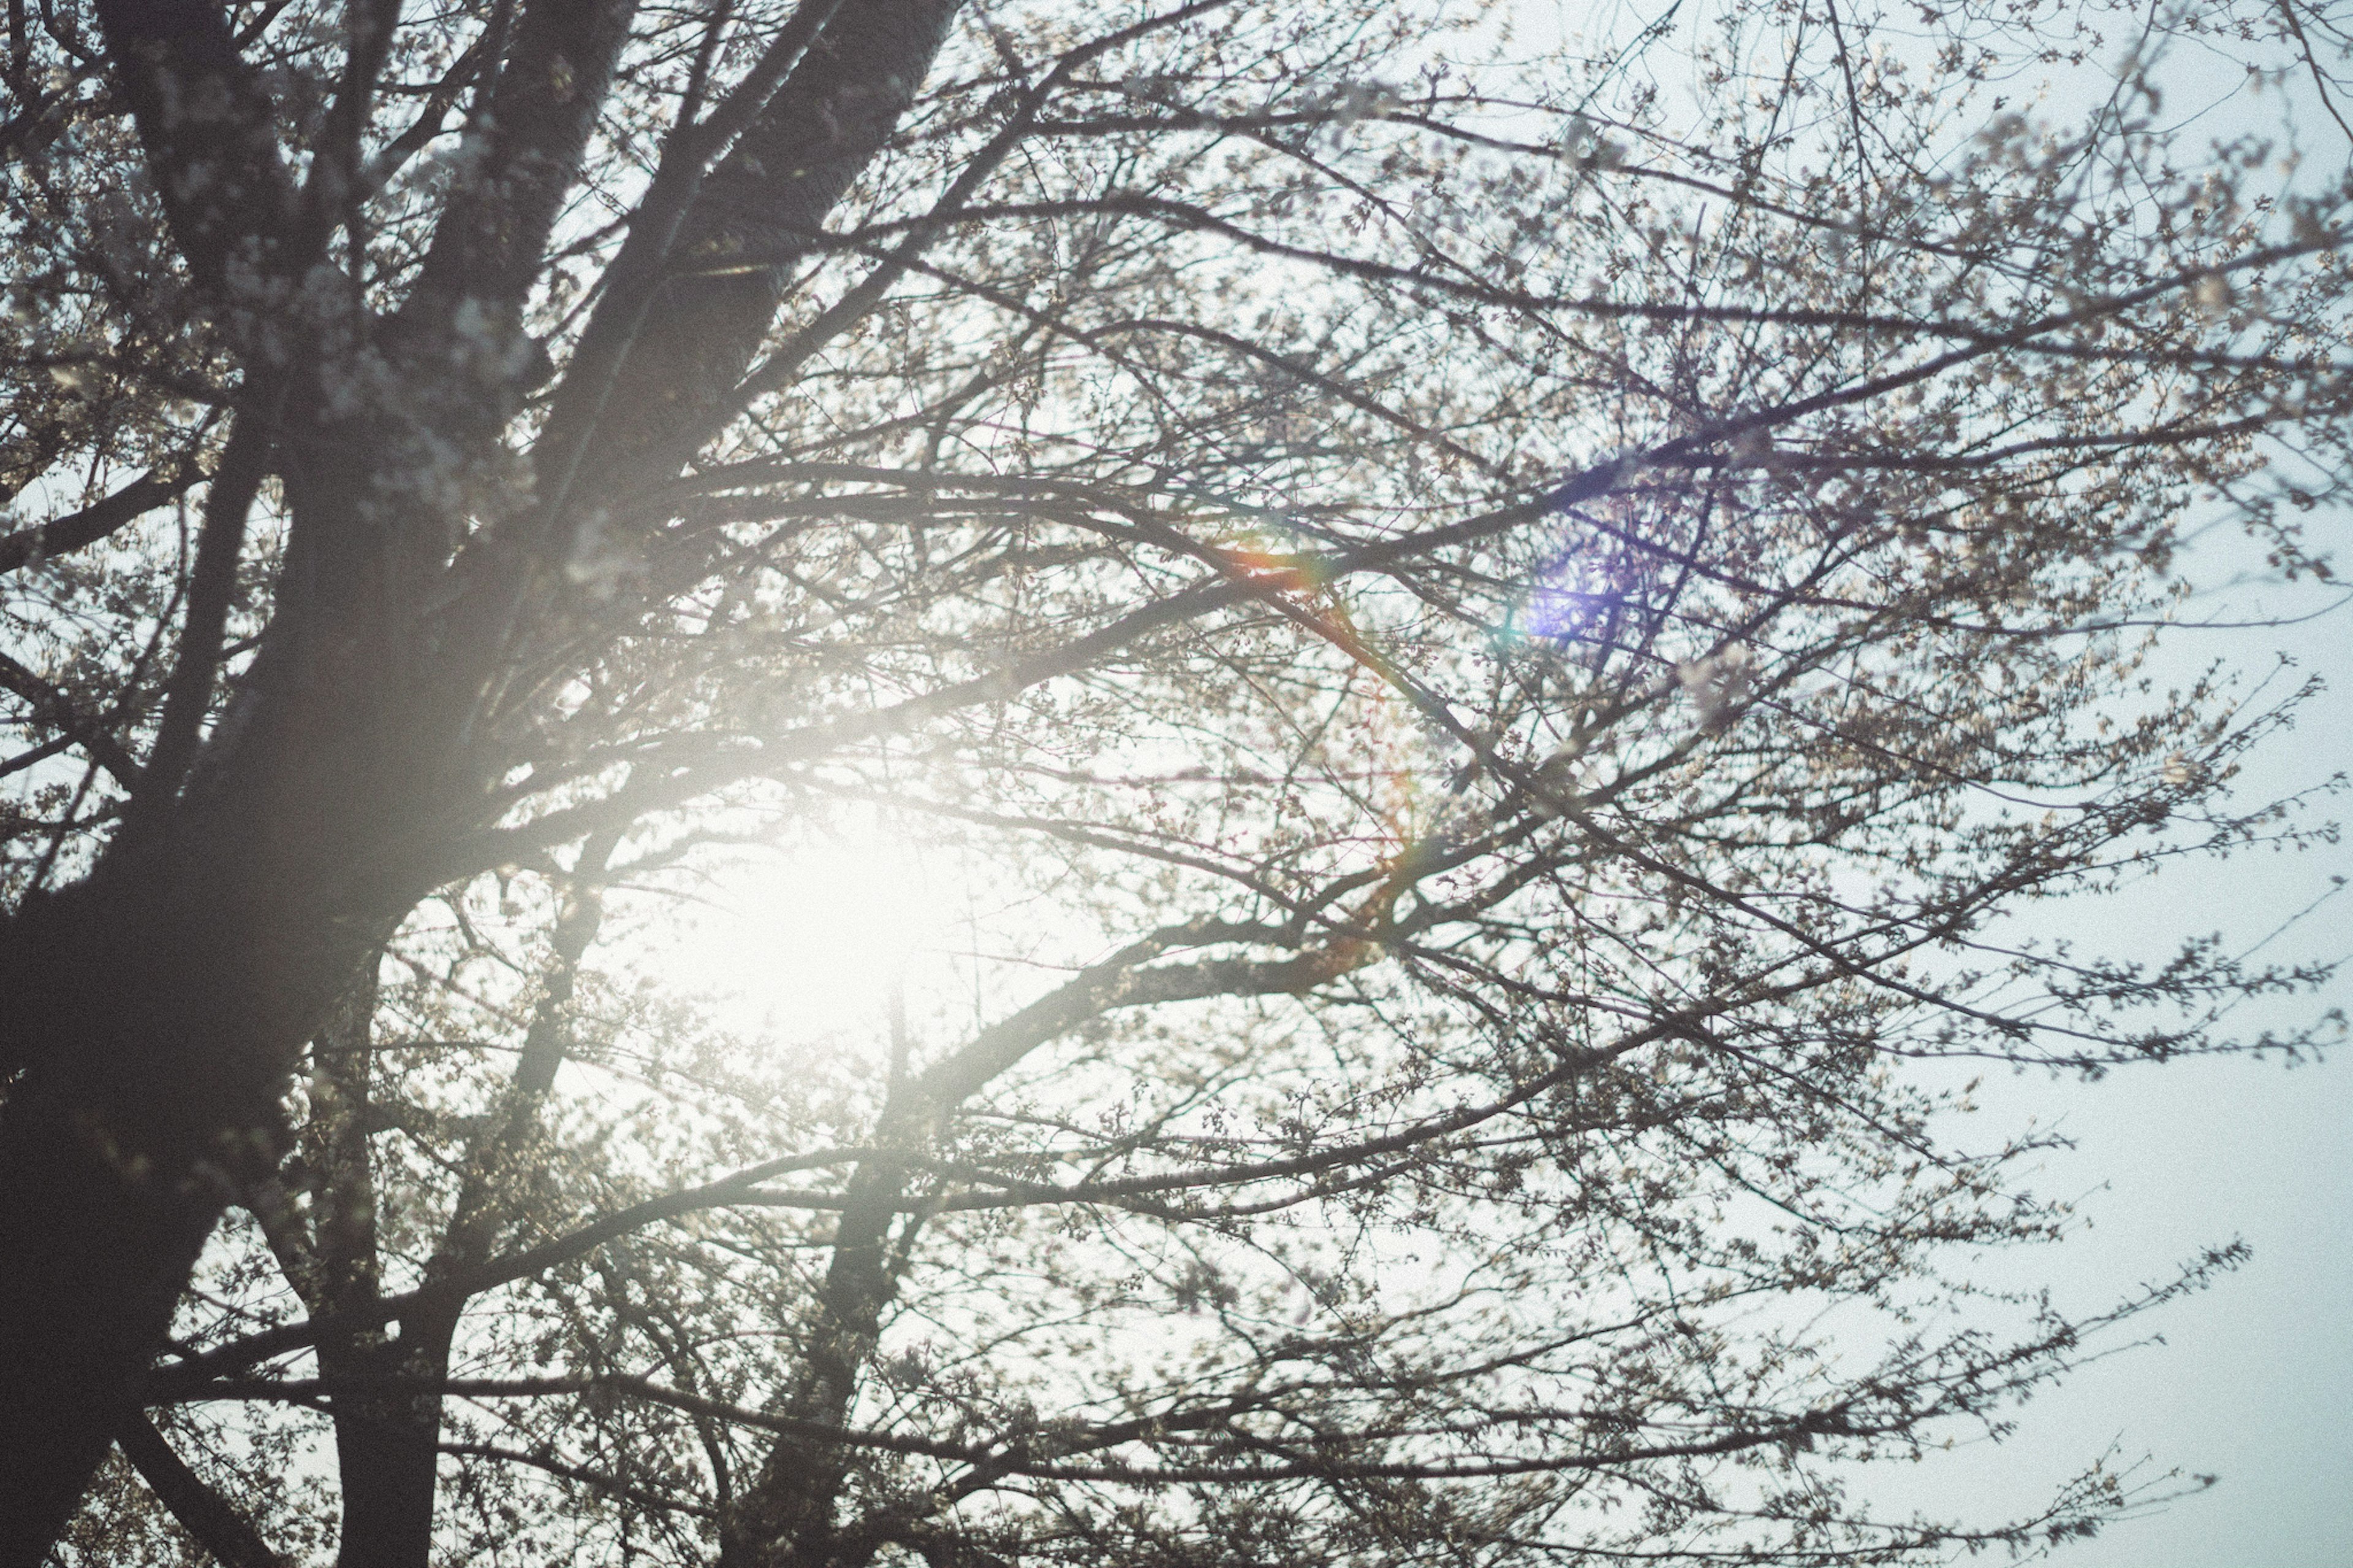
0;651;143;790
115;1414;286;1568
127;411;270;826
0;468;195;575
91;0;300;305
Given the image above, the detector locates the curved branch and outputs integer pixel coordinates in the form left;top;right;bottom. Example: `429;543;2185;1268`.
0;468;196;576
126;411;270;827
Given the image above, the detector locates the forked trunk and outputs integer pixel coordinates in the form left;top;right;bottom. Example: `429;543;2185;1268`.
0;0;966;1556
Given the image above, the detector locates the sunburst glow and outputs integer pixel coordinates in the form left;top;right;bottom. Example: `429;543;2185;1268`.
664;823;942;1046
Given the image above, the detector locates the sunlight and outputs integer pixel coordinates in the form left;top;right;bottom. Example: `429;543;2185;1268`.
663;821;939;1046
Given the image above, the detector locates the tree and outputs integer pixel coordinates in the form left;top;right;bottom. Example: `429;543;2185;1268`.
2;0;2348;1561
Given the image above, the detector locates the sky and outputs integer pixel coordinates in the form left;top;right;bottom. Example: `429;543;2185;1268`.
1862;9;2353;1560
7;0;2341;1558
662;3;2353;1559
1862;547;2353;1567
665;489;2353;1557
1487;3;2353;1559
2020;570;2353;1568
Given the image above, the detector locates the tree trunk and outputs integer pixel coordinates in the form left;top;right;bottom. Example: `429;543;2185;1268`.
721;1136;920;1568
317;1317;463;1568
322;863;610;1568
0;0;967;1557
0;621;422;1563
0;871;382;1566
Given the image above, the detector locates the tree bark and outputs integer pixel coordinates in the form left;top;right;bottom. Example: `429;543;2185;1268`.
541;0;966;496
0;419;466;1562
0;863;384;1566
297;966;462;1568
317;1319;463;1568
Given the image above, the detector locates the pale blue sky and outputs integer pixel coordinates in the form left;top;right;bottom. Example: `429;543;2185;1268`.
1955;558;2353;1568
1491;2;2353;1557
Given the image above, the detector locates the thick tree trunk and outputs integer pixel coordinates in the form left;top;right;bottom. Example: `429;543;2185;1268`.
541;0;966;494
0;1049;233;1564
0;588;426;1563
0;869;382;1566
0;0;966;1558
317;1317;463;1568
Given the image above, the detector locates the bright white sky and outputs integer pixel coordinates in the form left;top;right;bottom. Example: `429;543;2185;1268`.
656;503;2353;1568
659;825;939;1043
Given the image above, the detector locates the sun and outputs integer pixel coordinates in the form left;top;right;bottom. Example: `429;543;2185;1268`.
662;821;939;1046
